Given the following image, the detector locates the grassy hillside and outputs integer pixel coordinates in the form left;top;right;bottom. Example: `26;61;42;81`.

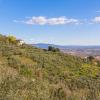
0;34;100;100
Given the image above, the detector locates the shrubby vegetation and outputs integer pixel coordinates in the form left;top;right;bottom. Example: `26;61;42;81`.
0;34;100;100
48;46;60;52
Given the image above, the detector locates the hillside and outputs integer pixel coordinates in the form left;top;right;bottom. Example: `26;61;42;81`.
0;35;100;100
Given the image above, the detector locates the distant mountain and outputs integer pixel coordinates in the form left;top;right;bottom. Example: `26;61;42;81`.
33;43;100;56
32;43;100;49
32;43;87;49
33;43;69;49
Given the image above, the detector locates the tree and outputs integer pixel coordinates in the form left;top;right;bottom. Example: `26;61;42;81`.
48;46;53;51
87;56;95;62
8;35;16;44
48;46;60;52
55;48;60;52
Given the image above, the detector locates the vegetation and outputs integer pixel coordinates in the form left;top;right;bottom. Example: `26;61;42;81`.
0;34;100;100
48;46;60;52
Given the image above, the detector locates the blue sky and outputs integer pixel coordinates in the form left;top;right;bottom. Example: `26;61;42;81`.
0;0;100;45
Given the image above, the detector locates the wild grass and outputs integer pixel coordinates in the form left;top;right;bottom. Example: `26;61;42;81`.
0;35;100;100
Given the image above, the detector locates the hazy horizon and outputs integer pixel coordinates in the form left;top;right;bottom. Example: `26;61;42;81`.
33;43;100;47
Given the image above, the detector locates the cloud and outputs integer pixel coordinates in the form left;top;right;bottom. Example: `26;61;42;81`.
25;16;47;25
92;16;100;23
96;10;100;13
14;16;80;25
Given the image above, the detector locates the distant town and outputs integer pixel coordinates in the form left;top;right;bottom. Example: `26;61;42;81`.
34;43;100;60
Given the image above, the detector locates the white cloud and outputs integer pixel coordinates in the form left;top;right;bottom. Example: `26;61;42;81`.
47;17;67;25
92;16;100;23
96;10;100;13
25;16;47;25
15;16;80;25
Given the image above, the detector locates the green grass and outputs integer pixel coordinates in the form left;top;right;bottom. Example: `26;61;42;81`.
0;34;100;100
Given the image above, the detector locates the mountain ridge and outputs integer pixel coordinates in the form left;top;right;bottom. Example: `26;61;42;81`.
33;43;100;49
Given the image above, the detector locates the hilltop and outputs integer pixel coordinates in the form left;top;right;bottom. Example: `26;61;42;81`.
0;34;100;100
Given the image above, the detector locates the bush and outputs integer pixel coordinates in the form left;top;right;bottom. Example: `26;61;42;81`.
48;46;60;52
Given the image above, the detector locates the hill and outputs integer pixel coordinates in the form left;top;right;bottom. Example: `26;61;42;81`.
0;35;100;100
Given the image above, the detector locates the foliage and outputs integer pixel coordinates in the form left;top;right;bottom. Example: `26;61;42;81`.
8;35;16;44
48;46;60;52
0;34;100;100
87;56;95;62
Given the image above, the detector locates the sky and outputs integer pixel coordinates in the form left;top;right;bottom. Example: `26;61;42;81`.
0;0;100;45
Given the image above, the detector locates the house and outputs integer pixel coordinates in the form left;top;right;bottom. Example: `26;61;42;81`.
16;40;25;46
